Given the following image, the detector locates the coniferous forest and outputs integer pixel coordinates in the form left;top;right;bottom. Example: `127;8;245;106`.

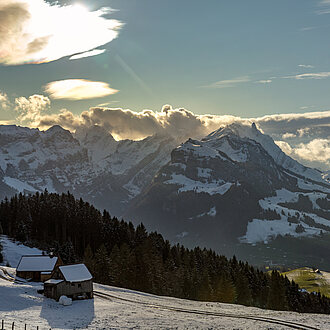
0;191;329;314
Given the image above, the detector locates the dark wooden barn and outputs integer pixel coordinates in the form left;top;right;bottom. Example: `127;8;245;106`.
16;255;62;282
44;263;93;301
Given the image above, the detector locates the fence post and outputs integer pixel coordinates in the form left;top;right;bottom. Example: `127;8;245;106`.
11;321;14;330
1;320;3;330
25;324;27;330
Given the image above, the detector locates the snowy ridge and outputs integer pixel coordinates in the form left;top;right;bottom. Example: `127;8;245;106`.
0;125;179;215
205;123;327;184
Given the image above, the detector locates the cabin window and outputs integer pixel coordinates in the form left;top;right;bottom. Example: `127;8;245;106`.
71;283;75;286
78;284;81;288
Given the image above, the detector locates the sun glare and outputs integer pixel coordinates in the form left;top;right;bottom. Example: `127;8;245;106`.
0;0;121;65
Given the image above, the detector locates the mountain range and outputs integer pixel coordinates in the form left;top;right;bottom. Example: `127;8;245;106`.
0;122;329;266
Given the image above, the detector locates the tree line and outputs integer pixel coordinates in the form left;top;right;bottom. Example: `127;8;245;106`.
0;191;329;313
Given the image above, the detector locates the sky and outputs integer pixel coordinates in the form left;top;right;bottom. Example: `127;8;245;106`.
0;0;329;170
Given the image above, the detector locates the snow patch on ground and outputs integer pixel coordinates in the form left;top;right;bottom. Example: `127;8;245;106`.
0;235;44;268
165;174;233;195
241;218;320;244
178;142;224;160
191;206;217;219
240;189;330;244
297;178;330;193
3;177;38;193
216;139;248;162
123;180;141;199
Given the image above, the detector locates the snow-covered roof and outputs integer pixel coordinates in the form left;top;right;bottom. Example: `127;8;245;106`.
59;264;92;282
17;255;58;272
44;279;63;285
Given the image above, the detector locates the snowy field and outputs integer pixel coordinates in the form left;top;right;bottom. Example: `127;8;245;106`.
1;236;330;329
1;272;330;330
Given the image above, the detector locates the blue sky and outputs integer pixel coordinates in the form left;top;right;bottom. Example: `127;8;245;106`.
1;0;330;116
0;0;329;169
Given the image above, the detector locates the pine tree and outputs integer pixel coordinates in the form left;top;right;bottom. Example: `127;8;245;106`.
94;244;110;284
235;271;252;305
83;244;95;274
266;271;288;310
213;275;236;303
109;244;121;286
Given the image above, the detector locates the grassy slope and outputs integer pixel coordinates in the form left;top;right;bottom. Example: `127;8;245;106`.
282;267;330;298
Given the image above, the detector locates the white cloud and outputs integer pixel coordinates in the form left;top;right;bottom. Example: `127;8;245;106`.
295;139;330;163
282;133;296;139
2;92;329;170
300;26;318;31
0;91;10;110
201;76;250;89
275;141;293;155
15;94;50;126
285;72;330;79
276;139;330;169
69;49;106;60
317;0;330;14
256;80;272;84
0;120;15;125
44;79;118;100
34;104;329;144
35;104;240;140
298;64;314;69
0;0;122;65
254;111;330;139
35;108;82;131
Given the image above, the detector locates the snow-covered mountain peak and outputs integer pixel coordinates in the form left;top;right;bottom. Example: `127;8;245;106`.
75;125;115;144
202;122;328;184
203;122;279;157
75;125;117;165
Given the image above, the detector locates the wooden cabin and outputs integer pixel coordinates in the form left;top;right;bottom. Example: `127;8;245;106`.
44;264;93;301
16;255;62;282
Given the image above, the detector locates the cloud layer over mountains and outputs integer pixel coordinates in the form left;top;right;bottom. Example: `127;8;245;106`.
1;88;329;171
31;103;330;171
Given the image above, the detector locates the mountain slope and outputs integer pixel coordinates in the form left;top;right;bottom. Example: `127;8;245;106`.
0;123;329;254
126;123;330;251
0;125;179;215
